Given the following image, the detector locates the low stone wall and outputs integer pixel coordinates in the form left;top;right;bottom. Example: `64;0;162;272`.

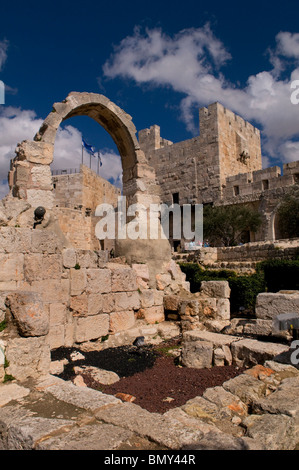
181;330;289;369
164;280;231;332
176;239;299;271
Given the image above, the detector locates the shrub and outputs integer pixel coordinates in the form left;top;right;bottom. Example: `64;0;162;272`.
256;259;299;292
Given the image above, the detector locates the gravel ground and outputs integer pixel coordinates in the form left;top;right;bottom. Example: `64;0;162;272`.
52;337;244;414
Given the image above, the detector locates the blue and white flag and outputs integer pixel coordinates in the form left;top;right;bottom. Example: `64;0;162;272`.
82;138;96;156
98;152;103;167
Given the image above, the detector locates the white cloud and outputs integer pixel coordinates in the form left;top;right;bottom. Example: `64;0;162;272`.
103;25;299;166
0;107;122;200
0;107;43;198
53;126;122;187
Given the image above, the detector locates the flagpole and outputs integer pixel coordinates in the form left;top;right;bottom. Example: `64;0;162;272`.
97;152;99;175
81;143;83;165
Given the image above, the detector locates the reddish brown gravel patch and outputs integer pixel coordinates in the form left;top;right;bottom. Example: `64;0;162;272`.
52;338;244;414
81;355;244;414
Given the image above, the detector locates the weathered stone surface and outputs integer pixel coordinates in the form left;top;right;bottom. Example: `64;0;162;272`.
70;268;87;296
0;253;24;282
203;386;247;417
255;291;299;321
142;305;165;324
111;267;137;292
231;338;289;367
75;313;109;343
94;401;205;449
37;422;133;450
200;281;231;299
109;310;135;334
0;383;30;407
181;340;213;369
62;248;77;268
163;294;180;311
252;376;299;418
86;268;112;294
74;366;120;385
5;336;51;381
222;374;267;405
244;413;298;450
6;292;49;337
0;405;75;450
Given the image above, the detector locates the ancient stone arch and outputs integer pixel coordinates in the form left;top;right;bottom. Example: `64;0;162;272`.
8;92;159;209
7;92;171;268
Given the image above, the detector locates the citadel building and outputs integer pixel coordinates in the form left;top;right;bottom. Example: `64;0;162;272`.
51;101;299;250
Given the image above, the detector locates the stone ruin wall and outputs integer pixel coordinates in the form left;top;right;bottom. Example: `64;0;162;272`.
0;225;235;383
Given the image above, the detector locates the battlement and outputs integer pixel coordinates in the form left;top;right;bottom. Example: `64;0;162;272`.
223;161;299;200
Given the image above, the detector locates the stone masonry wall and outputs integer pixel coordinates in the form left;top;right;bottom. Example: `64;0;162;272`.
52;164;121;251
139;103;262;206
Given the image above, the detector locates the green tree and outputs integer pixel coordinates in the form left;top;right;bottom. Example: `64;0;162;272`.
203;204;262;246
276;185;299;239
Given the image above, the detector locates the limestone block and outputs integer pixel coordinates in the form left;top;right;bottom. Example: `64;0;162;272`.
0;253;24;282
16;140;54;164
243;319;273;337
47;323;66;350
109;310;136;334
26;189;54;210
49;302;67;326
110;267;137;292
24;253;43;281
6;291;49;337
255;292;299;321
74;366;120;385
164;294;180;311
230;338;289;368
31;278;69;303
70;268;87;296
156;273;172;291
200;281;231;299
70;293;88;316
180;300;199;316
88;294;104;316
5;336;51;381
76;250;98;269
0;228;31;253
183;330;239;348
214;346;232;366
30;165;53;190
62;248;77;268
203;386;247;417
85;268;111;294
132;263;150;288
244;413;297;451
41;254;62;279
181;339;213;369
142;305;165;324
216;298;230;321
75;313;109;343
31;230;60;254
113;291;140;312
198;298;217;319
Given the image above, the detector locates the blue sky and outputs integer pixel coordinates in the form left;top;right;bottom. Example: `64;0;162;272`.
1;0;299;196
